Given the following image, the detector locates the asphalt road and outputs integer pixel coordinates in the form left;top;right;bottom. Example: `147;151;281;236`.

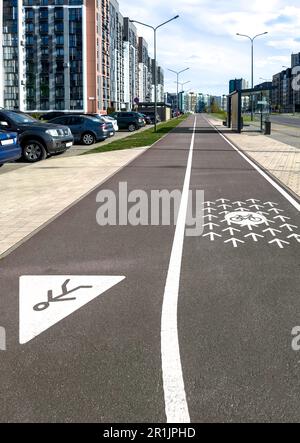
270;114;300;128
0;115;299;423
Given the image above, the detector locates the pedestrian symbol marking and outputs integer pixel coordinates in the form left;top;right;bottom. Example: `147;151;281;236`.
19;275;126;344
33;279;93;311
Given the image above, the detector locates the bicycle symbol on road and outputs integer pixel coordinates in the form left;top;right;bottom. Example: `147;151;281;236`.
225;211;267;227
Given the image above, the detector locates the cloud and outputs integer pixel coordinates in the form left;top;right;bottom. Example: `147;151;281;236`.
119;0;300;95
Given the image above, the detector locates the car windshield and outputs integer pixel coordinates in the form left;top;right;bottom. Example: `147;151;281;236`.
5;112;37;124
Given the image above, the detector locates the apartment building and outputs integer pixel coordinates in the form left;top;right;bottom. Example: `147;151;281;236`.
109;0;124;111
0;0;111;113
151;61;164;102
272;61;299;113
0;1;164;113
123;17;138;110
138;37;149;102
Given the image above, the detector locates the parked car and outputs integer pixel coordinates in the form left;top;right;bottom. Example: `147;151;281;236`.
110;112;146;132
49;115;115;145
101;115;119;132
0;130;21;167
39;111;66;121
141;112;161;124
85;113;119;132
0;110;73;162
140;114;152;125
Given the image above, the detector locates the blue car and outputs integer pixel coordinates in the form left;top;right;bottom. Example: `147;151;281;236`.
0;130;21;167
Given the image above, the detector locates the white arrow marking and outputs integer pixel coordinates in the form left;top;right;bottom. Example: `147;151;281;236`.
244;233;264;242
19;276;126;345
268;208;284;214
263;228;282;237
246;199;260;204
221;218;232;225
219;211;230;215
274;215;291;222
203;232;222;241
203;207;216;213
269;239;290;248
263;219;276;227
216;198;230;203
218;204;232;209
203;214;218;220
232;201;246;206
222;227;241;236
204;222;220;230
224;238;245;248
237;208;249;212
249;204;264;210
264;202;279;207
257;211;269;216
280;223;298;232
205;201;215;207
287;233;300;243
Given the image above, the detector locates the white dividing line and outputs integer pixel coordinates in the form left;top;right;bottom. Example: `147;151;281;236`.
205;119;300;213
161;117;197;423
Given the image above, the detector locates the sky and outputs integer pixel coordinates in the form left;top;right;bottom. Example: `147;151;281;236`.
120;0;300;96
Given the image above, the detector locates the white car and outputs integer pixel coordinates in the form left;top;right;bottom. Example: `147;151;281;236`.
102;116;119;132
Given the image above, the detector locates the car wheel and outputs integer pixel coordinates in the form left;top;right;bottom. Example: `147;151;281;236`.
128;124;137;132
82;132;96;145
22;140;47;163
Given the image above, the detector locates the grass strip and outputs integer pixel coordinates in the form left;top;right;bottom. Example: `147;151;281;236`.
83;115;188;154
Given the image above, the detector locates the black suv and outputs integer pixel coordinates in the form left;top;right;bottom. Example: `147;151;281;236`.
110;112;145;131
0;110;73;162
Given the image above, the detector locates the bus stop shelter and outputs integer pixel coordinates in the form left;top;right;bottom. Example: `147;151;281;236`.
227;86;273;134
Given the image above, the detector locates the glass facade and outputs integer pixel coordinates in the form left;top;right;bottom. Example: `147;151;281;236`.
2;0;20;110
2;0;84;111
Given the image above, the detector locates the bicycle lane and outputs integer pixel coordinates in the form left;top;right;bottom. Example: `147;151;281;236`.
0;116;196;422
178;115;300;422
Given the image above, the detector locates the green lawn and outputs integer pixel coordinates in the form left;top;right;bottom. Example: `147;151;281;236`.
83;115;188;155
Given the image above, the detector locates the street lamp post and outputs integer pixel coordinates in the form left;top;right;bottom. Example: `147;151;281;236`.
236;32;268;121
130;15;179;132
168;67;190;115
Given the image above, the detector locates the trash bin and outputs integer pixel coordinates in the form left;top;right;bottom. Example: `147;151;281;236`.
264;121;271;135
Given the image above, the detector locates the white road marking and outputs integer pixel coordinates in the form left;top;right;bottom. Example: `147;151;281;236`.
161;117;197;423
244;233;264;242
206;119;300;213
224;238;245;247
203;232;222;240
19;275;125;344
269;238;290;248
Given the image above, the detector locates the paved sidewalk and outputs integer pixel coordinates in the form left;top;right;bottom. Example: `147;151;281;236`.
207;117;300;198
0;147;147;257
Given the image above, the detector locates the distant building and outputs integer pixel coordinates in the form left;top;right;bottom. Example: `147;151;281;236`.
272;68;294;113
138;37;149;102
291;52;300;68
123;17;139;111
229;78;248;94
110;0;125;111
164;92;177;110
